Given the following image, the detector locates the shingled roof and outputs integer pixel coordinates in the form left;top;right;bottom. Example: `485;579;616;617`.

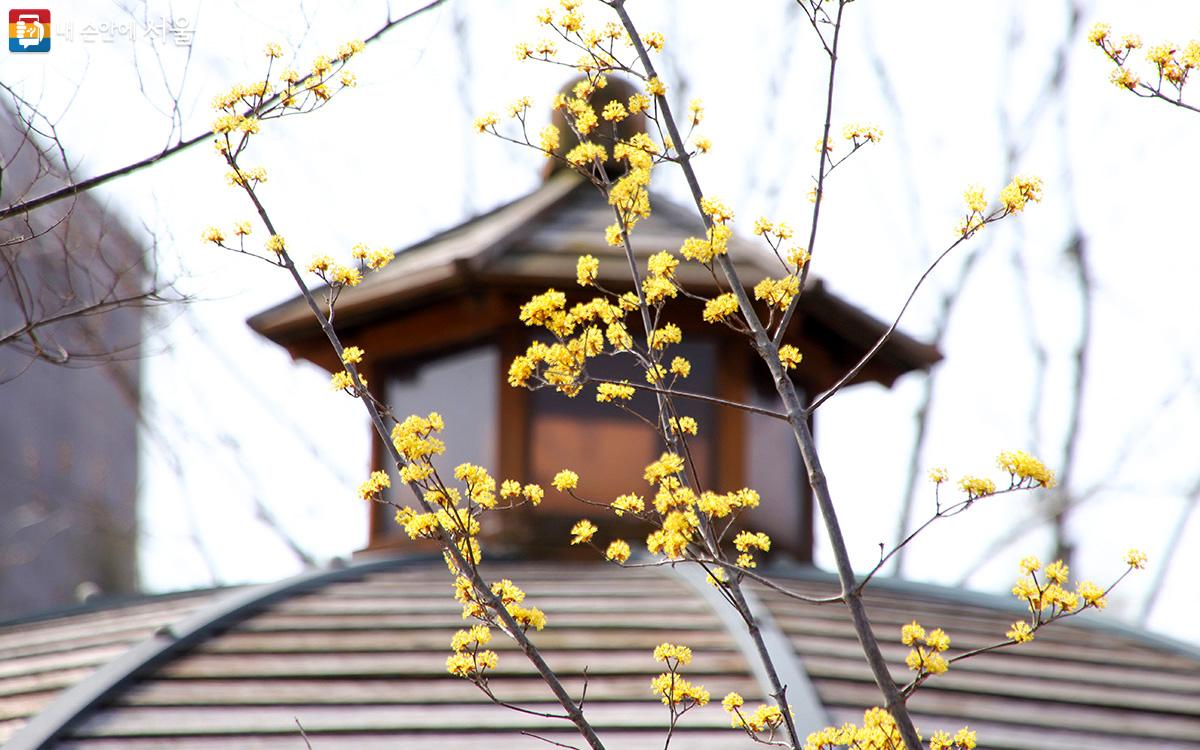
3;557;1197;749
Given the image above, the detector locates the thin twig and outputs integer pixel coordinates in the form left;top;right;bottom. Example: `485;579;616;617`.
0;0;450;223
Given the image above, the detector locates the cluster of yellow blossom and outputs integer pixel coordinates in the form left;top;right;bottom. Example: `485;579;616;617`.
668;415;698;436
451;575;547;633
804;708;974;750
901;620;951;676
1090;22;1200;92
209;39;362;158
596;381;635;402
956;475;996;499
552;469;580;492
225;165;268;187
843;123;884;144
678;223;733;264
509;290;632;395
754;275;801;310
1009;556;1113;626
999;175;1044;214
778;344;804;370
356;470;390;501
996;449;1057;488
733;530;771;569
703;292;740;324
330;369;366;392
570;518;598;545
605;539;631;563
724;692;787;734
349;243;395;271
944;450;1055;499
649;642;709;709
929;729;979;750
956;175;1044;237
445;624;497;680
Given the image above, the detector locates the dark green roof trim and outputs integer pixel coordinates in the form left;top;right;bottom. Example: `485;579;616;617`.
4;555;438;750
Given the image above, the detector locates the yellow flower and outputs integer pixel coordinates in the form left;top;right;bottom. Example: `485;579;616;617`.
778;345;803;370
641;31;665;52
605;539;631;563
900;620;926;646
1125;548;1148;569
1120;33;1143;51
733;531;771;553
1018;555;1042;574
998;175;1045;213
341;346;364;365
1006;620;1034;644
647;251;678;278
1077;580;1107;609
650;323;682;350
233;220;253;237
645;76;667;96
601;100;628;122
264;42;283;58
754;275;800;309
721;692;744;712
201;226;226;244
996;449;1056;487
538;124;560;155
670;416;698;436
596;382;635;402
1044;559;1069;585
670;357;691;378
570;518;597;545
928;467;949;484
611;493;645;516
925;628;951;652
330;370;360;391
687;98;703;125
693;136;712;153
265;234;286;254
652;642;692;664
843;122;884;142
553;469;580;491
523;483;544;505
963;184;987;213
576;254;599;286
700;196;734;223
330;265;363;286
957;475;996;498
507;95;532;118
1087;22;1110;46
472;112;498;133
356;470;391;500
703;293;739;323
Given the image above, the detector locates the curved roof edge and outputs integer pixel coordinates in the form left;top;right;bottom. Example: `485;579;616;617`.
4;556;438;750
663;562;830;732
767;560;1200;662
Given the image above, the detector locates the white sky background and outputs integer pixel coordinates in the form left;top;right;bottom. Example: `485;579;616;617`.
4;0;1198;645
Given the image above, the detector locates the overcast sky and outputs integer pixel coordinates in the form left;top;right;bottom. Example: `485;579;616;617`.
4;0;1198;646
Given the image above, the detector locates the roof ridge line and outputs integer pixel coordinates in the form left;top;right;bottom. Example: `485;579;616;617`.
657;562;830;734
5;555;428;750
